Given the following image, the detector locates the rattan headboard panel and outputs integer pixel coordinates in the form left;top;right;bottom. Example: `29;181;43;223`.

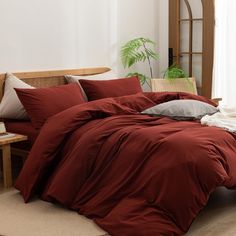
0;67;110;100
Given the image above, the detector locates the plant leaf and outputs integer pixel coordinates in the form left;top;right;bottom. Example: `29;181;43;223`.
126;72;149;85
163;63;188;79
121;37;158;68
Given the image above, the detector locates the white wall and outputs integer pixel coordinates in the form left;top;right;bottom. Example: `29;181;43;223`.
157;0;169;77
75;0;113;68
0;0;168;78
0;0;78;72
118;0;159;76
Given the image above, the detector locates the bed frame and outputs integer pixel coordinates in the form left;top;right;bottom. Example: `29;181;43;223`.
0;67;111;158
0;67;111;100
0;66;220;159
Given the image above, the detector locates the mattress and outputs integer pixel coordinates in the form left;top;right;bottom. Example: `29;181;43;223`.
5;120;39;150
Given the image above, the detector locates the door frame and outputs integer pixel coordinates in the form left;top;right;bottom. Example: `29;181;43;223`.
169;0;215;98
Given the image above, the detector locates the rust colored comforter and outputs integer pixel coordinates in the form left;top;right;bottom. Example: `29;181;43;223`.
15;92;236;235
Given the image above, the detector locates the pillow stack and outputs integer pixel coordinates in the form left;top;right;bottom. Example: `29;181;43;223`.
65;70;117;100
0;73;86;129
0;70;143;129
65;70;143;101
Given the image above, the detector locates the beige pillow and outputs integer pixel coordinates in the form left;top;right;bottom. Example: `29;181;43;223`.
65;70;117;100
0;73;34;119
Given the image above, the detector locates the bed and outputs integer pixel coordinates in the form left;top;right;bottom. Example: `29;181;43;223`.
0;67;111;157
1;68;236;236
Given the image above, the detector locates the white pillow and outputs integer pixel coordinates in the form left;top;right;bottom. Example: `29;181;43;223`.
65;70;117;83
65;70;118;100
0;73;34;120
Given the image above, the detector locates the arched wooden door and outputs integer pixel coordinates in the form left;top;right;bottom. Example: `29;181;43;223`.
169;0;215;98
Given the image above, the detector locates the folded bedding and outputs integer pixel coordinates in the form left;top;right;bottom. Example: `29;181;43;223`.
201;106;236;132
15;92;236;236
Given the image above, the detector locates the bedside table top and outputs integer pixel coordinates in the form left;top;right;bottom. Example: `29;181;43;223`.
0;133;27;145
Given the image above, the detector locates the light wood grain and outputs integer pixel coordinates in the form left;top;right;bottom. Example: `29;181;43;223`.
151;78;198;95
202;0;215;98
211;98;222;106
0;134;27;187
0;134;27;145
0;67;111;100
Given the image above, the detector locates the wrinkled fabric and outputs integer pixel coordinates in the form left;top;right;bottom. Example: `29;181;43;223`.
201;106;236;132
201;112;236;133
15;92;236;236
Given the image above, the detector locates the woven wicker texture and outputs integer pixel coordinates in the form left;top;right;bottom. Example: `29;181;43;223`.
151;78;198;95
21;76;66;88
0;67;110;100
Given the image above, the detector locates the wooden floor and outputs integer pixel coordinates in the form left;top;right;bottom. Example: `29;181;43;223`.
186;187;236;235
0;174;236;235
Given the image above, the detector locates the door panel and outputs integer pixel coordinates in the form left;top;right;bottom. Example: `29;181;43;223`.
169;0;214;98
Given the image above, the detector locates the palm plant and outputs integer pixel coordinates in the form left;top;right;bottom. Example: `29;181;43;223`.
121;37;158;87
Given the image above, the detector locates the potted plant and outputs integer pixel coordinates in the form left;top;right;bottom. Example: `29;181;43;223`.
151;63;197;94
121;37;158;87
163;63;188;79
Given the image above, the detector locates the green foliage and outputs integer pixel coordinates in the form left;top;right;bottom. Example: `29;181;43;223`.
121;38;158;69
121;37;158;86
126;72;149;86
163;63;194;90
163;63;188;79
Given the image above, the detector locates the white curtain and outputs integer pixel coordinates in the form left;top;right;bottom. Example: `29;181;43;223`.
213;0;236;106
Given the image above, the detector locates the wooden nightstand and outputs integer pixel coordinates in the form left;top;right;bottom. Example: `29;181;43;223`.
0;133;27;188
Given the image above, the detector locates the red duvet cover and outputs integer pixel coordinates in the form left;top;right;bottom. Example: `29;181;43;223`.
15;92;236;236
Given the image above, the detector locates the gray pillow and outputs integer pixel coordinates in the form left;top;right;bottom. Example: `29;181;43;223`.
141;99;218;120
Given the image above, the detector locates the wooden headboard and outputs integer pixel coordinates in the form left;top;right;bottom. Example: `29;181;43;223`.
0;67;111;100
